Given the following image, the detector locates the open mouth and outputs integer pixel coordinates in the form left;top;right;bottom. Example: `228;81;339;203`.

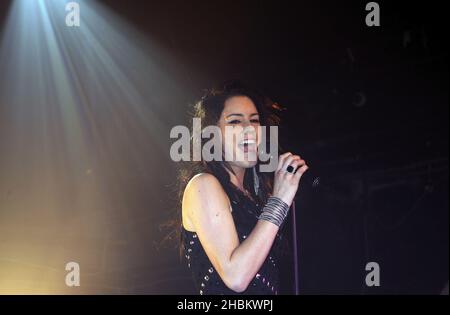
238;139;257;153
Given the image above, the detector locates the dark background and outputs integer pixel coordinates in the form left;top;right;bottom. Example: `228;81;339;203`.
0;0;447;294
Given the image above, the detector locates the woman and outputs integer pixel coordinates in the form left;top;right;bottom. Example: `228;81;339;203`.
179;81;308;295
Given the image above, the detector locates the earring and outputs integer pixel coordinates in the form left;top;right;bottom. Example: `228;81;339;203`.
253;166;260;196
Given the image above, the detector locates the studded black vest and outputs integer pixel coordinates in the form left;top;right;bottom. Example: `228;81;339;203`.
181;190;282;295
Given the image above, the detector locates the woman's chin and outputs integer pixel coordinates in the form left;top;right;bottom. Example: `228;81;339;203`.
231;160;258;169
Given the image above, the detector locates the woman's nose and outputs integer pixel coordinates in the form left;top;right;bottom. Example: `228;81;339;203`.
242;119;254;127
242;124;257;135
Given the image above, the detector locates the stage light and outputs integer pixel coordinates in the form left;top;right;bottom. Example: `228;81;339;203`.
0;0;190;294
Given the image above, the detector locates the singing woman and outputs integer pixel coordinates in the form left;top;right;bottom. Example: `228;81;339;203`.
179;81;308;295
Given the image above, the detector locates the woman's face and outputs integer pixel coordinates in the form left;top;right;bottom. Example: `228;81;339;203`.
218;95;261;169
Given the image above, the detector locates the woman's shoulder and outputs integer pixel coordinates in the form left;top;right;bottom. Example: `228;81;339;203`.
185;172;221;190
183;173;230;206
182;173;232;229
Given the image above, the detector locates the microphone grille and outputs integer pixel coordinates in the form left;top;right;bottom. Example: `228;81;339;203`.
312;176;321;188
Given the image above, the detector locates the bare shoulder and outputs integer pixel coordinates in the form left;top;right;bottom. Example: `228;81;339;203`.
187;173;222;190
182;173;231;230
184;173;228;203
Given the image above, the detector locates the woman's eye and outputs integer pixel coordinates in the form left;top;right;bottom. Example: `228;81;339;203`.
227;118;260;125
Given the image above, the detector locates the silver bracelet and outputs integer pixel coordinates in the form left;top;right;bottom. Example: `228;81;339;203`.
258;196;290;227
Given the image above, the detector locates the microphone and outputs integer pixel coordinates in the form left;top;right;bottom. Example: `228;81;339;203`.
272;151;328;193
291;165;322;191
275;150;321;190
308;174;321;189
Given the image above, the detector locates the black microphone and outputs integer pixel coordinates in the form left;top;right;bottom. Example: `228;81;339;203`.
291;164;322;191
307;174;322;189
273;151;324;191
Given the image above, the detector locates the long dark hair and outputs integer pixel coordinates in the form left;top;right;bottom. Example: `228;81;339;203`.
177;80;282;209
161;80;283;255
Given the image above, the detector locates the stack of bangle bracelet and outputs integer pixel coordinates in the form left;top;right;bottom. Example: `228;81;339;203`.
258;196;290;227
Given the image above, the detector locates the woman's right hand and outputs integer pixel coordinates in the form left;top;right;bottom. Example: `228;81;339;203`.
272;152;309;206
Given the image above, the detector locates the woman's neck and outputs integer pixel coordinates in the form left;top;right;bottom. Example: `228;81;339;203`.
228;165;246;192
